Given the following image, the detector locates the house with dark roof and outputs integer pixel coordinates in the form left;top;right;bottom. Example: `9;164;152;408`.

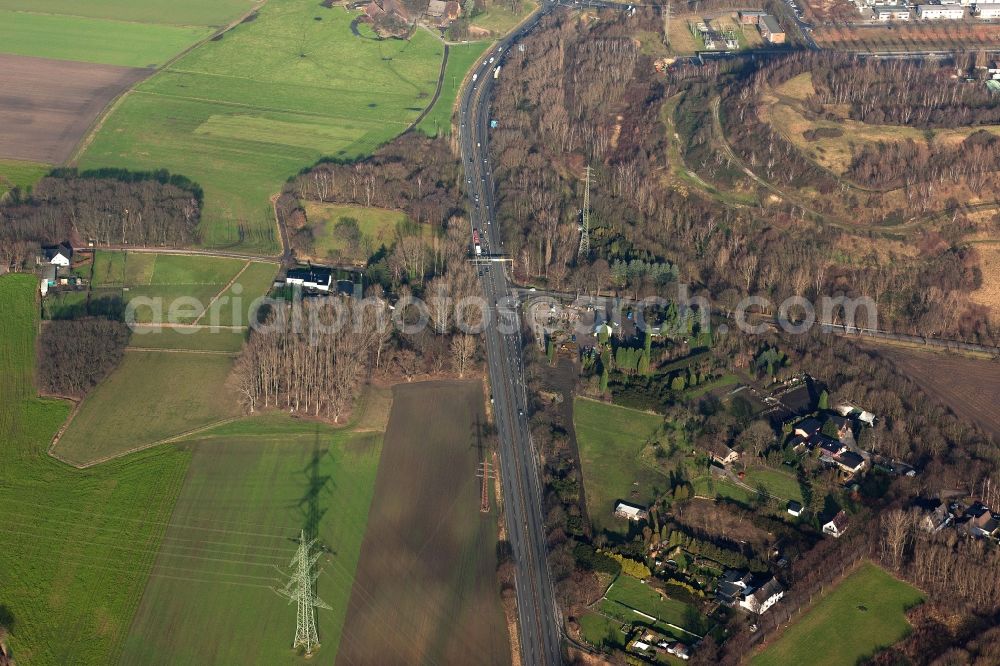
823;510;849;538
739;576;784;614
787;500;803;517
715;569;753;606
793;417;823;440
964;502;998;538
818;436;846;458
914;498;951;533
834;450;866;474
285;266;333;292
41;243;73;267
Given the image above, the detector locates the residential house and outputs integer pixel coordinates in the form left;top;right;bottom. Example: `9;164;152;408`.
964;502;998;538
793;417;823;440
758;15;786;43
41;243;73;267
740;576;784;614
706;440;740;466
715;569;754;606
787;500;803;517
788;434;809;453
826;414;853;441
818;436;846;458
823;510;849;538
614;500;648;521
914;498;952;533
668;642;691;660
916;5;964;18
834;450;866;475
285;266;333;292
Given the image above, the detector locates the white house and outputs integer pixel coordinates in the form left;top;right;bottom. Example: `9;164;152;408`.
739;577;784;614
285;266;333;292
41;244;72;267
823;510;849;538
916;5;964;18
787;500;803;517
614;501;648;521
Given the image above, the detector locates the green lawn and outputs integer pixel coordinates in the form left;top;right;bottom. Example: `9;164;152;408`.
753;563;924;666
743;467;804;503
81;1;444;253
0;10;211;67
0;274;192;665
127;327;247;352
0;159;49;198
604;575;709;636
417;41;491;137
118;402;389;664
53;350;241;466
88;252;274;327
578;612;629;651
0;0;256;27
692;474;753;503
302;201;409;262
573;397;667;534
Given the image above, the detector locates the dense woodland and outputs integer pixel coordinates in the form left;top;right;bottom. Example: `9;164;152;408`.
37;319;130;398
487;13;998;345
238;134;483;419
0;169;201;270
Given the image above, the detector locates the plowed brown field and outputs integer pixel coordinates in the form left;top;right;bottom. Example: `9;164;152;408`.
875;347;1000;442
0;53;148;163
337;380;511;666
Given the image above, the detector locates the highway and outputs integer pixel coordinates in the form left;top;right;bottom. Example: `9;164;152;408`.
458;5;564;665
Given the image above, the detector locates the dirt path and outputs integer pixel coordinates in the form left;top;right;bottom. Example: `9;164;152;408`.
193;260;250;325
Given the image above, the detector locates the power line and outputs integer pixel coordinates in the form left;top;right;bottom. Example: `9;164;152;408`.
578;165;592;257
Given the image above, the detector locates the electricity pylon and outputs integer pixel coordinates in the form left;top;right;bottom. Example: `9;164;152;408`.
276;530;331;656
578;165;592;258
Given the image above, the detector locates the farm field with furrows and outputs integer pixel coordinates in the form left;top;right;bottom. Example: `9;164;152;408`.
336;381;511;666
80;0;444;253
0;274;192;665
117;400;389;665
0;54;150;164
0;0;257;27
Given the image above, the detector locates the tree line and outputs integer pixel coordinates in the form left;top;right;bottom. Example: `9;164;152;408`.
0;169;201;270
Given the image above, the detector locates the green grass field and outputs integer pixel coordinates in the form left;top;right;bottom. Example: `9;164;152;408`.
81;1;444;252
118;401;389;664
88;251;275;328
417;41;491;137
53;350;241;465
0;10;211;67
603;575;708;637
302;201;408;262
753;563;923;666
0;0;256;27
574;397;667;534
0;159;49;198
0;274;192;665
743;467;804;503
578;612;629;651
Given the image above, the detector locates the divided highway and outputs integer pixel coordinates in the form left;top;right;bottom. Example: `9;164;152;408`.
458;6;564;665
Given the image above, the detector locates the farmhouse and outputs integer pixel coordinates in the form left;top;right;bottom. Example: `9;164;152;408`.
874;6;911;20
915;5;964;18
704;439;740;466
758;15;786;44
614;500;648;521
823;510;849;538
41;243;73;267
739;576;784;614
285;266;333;292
